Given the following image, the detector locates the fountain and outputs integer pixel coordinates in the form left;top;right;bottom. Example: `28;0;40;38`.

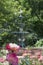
0;9;29;48
11;22;28;47
10;9;29;47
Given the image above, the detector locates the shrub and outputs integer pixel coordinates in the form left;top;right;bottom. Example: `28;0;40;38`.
35;39;43;47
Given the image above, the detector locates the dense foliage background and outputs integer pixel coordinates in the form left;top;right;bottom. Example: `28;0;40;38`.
0;0;43;47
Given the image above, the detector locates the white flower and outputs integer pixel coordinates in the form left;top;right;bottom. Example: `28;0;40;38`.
9;43;20;48
5;50;8;54
3;61;9;65
1;49;8;54
2;56;6;60
0;61;9;65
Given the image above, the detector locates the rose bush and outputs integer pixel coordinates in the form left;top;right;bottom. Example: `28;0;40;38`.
0;47;43;65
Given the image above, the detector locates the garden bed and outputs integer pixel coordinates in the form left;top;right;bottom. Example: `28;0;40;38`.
0;47;43;65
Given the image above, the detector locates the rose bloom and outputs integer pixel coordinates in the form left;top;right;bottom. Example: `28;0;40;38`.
35;52;41;58
6;43;20;52
38;56;43;62
30;55;37;59
6;53;18;65
0;57;5;63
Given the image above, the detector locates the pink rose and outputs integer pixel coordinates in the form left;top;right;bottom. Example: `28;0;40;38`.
0;57;5;63
6;43;20;52
6;53;18;65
